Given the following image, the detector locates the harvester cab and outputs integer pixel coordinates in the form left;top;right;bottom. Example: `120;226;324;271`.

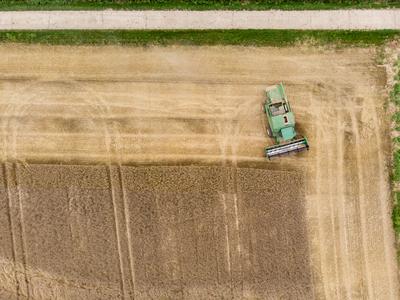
263;83;309;159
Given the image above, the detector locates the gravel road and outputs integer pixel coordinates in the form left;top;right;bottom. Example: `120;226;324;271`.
0;9;399;30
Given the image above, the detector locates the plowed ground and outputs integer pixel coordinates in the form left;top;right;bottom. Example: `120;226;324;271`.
0;45;398;299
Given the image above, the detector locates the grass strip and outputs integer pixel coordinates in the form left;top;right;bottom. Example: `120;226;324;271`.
394;193;400;232
392;57;400;185
0;0;399;11
391;52;400;259
394;193;400;258
0;30;398;46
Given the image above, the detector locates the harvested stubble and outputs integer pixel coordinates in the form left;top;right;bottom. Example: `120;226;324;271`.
0;163;311;299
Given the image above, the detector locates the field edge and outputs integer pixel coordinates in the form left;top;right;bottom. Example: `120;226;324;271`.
0;30;398;47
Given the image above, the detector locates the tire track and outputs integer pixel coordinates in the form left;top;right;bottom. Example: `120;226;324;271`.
3;163;30;299
111;103;137;300
6;152;270;163
335;112;352;299
0;111;350;130
216;99;246;298
231;110;243;299
0;131;268;141
312;97;330;299
350;111;373;299
212;199;222;288
0;82;40;298
106;166;127;300
311;82;343;298
0;81;38;162
219;193;233;299
11;104;32;170
80;82;137;299
2;163;19;298
341;111;367;299
324;117;341;299
13;164;30;299
118;166;137;300
72;81;128;300
0;257;121;299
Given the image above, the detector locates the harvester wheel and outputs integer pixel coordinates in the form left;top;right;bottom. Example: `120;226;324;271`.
267;126;273;137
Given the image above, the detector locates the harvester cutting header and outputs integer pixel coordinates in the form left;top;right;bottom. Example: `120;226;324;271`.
263;83;309;159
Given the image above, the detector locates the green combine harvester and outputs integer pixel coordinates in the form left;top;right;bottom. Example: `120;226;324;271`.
263;83;309;159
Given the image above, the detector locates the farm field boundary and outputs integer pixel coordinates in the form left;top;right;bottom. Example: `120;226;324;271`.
0;29;398;46
0;36;398;299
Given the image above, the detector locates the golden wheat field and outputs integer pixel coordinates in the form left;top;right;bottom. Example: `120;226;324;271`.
0;45;398;299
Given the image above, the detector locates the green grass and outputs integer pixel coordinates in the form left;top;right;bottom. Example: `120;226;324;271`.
393;193;400;246
391;83;400;105
0;0;398;11
393;191;400;262
0;30;398;46
392;58;400;186
391;54;400;255
393;150;400;182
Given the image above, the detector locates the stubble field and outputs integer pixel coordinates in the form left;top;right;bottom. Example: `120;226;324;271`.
0;45;398;299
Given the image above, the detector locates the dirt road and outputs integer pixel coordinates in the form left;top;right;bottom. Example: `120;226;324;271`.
0;45;398;299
